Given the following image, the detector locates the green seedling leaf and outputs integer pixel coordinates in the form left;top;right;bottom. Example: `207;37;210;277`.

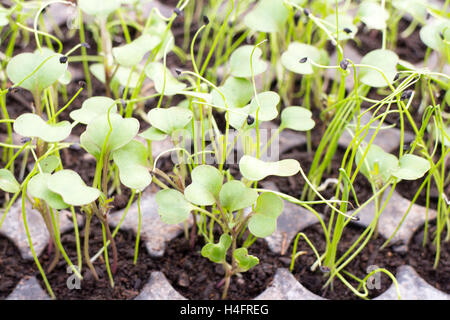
14;113;71;143
70;96;117;125
420;20;450;53
113;140;152;191
244;0;289;33
248;192;283;238
211;77;253;110
324;14;357;40
219;180;258;212
391;154;431;180
7;48;68;92
113;34;161;67
80;113;139;159
90;63;140;88
155;189;192;224
230;45;268;78
229;91;280;129
233;248;259;272
184;165;223;206
239;156;300;181
357;1;389;30
201;234;232;263
28;173;69;210
392;0;427;23
147;107;192;135
39;155;60;173
355;144;398;184
139;127;168;141
280;106;315;131
359;49;398;88
145;62;186;96
437;127;450;147
78;0;121;17
47;170;100;206
0;169;20;193
281;42;321;75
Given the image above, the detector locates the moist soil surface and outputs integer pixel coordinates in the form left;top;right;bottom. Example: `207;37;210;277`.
288;223;405;300
407;221;450;294
0;235;35;299
159;230;282;300
36;220;155;300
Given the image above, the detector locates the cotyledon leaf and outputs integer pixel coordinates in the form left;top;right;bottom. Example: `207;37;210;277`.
230;45;268;78
70;96;117;125
248;192;283;238
147;107;193;135
155;189;193;224
113;34;161;67
244;0;289;33
0;169;20;193
7;48;68;92
28;173;69;210
112;140;152;191
359;49;398;88
80;113;139;159
145;62;186;96
239;156;301;181
280;106;315;131
219;180;259;212
47;170;100;206
184;165;223;206
14;113;71;143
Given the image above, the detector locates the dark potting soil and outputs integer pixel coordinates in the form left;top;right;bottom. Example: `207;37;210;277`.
0;235;34;299
159;231;282;300
288;223;405;300
268;144;374;214
36;220;156;300
407;221;450;294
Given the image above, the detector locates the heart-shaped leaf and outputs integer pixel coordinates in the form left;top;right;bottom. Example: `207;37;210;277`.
80;113;139;159
211;77;253;110
229;91;280;129
0;169;20;193
248;192;283;238
7;48;68;92
14;113;71;143
233;248;259;272
219;180;258;212
230;45;268;78
155;189;192;224
78;0;121;17
28;173;69;210
420;20;450;53
244;0;289;33
359;49;398;88
355;144;398;184
113;34;161;67
201;234;232;263
239;156;301;181
139;127;168;141
357;1;389;30
147;107;192;135
90;63;140;88
280;106;315;131
145;62;186;96
281;42;322;75
184;165;223;206
112;140;152;191
391;154;431;180
70;96;117;125
47;170;100;206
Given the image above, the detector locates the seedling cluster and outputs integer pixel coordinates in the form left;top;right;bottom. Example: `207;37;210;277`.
0;0;448;300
